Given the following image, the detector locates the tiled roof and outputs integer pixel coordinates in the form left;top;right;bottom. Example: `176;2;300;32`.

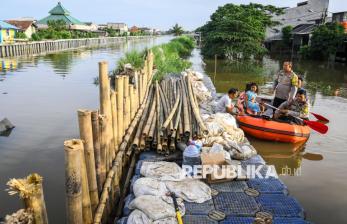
0;20;19;30
49;2;70;15
37;2;84;25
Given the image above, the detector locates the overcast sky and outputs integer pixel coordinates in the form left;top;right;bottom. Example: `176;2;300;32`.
1;0;346;30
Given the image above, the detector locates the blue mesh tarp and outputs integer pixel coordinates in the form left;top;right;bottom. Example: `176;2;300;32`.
247;178;289;195
182;215;218;224
213;192;259;216
220;217;255;224
115;217;128;224
210;181;248;193
273;217;311;223
242;164;278;179
256;194;305;218
184;199;215;215
130;175;140;193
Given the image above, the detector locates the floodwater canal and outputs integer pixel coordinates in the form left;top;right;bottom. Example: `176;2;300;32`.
191;49;347;224
0;38;346;223
0;36;171;223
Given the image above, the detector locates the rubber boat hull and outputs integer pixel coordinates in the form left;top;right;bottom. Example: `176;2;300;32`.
237;115;310;143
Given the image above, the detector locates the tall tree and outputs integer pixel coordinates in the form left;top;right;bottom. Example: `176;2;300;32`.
197;3;282;59
170;24;184;36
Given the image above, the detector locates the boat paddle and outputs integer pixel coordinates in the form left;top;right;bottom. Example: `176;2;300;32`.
167;192;183;224
310;112;329;122
264;103;328;134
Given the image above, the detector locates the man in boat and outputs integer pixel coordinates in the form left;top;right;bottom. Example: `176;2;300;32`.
274;89;309;124
273;61;299;111
215;88;239;115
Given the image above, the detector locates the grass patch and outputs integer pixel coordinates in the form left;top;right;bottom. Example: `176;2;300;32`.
115;35;196;81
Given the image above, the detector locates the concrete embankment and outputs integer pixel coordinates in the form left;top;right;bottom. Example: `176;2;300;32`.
0;36;151;58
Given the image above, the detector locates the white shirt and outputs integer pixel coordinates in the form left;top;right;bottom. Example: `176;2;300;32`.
215;94;233;113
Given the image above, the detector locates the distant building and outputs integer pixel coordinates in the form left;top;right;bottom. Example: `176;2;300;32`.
130;26;139;33
0;21;19;44
266;0;329;42
5;19;37;38
139;27;154;35
332;11;347;22
37;2;86;29
107;23;128;34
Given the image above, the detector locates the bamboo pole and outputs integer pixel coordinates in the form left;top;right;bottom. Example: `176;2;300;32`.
124;76;131;130
78;110;99;214
162;91;180;130
129;84;135;120
7;174;49;224
116;76;124;144
98;115;107;187
99;61;113;170
64;139;83;224
91;111;103;194
110;91;118;154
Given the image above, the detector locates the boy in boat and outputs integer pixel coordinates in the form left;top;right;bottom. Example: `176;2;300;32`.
274;89;309;124
273;61;299;110
215;88;239;115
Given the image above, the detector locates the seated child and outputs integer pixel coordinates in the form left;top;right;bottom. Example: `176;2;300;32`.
246;82;264;114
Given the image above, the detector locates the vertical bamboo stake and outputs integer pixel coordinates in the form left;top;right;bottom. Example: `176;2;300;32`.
98;115;107;186
7;173;49;224
124;76;130;130
129;84;135;119
99;61;113;170
64;139;83;224
91;111;102;194
116;76;124;144
79;142;93;224
139;73;143;104
78;110;99;214
110;91;118;154
134;72;140;110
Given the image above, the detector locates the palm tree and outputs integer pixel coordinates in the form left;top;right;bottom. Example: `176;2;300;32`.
170;23;184;36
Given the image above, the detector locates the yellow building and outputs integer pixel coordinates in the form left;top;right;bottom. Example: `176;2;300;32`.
0;20;19;44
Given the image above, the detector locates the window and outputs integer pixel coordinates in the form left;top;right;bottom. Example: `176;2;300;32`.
6;29;10;36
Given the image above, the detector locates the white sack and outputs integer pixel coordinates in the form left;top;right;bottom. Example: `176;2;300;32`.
140;161;184;181
133;177;168;197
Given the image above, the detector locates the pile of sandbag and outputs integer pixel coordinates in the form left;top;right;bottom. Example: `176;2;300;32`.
125;161;212;224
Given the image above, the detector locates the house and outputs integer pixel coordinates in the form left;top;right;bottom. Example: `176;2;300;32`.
139;27;154;35
266;0;329;41
107;23;128;34
129;26;139;33
0;21;19;44
332;11;347;32
37;2;85;29
265;0;329;52
5;19;37;38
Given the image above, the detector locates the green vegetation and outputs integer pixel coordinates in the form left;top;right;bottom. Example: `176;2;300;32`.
117;50;146;72
114;36;195;80
31;20;99;41
197;3;283;59
300;23;346;60
169;24;184;36
15;32;27;39
282;25;293;47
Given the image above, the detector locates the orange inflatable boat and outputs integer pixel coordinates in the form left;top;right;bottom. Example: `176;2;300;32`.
237;115;310;143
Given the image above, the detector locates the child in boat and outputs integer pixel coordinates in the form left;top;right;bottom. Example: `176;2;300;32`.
274;89;309;124
237;83;251;115
246;82;264;114
215;88;239;114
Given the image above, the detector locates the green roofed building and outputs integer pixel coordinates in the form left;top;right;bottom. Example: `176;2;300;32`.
37;2;85;27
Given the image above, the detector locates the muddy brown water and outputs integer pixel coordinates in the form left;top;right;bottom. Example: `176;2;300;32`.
0;36;171;223
190;49;347;224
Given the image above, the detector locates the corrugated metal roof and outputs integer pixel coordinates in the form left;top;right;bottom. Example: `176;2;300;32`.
5;20;36;31
292;24;317;34
0;20;19;30
266;0;329;40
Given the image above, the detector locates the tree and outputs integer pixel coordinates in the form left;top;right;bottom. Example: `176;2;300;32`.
47;20;67;32
300;23;345;60
197;3;283;59
170;24;184;36
282;25;293;47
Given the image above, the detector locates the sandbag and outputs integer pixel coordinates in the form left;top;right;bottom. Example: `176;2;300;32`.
128;195;185;221
127;209;178;224
165;179;212;203
133;177;167;197
140;161;184;181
